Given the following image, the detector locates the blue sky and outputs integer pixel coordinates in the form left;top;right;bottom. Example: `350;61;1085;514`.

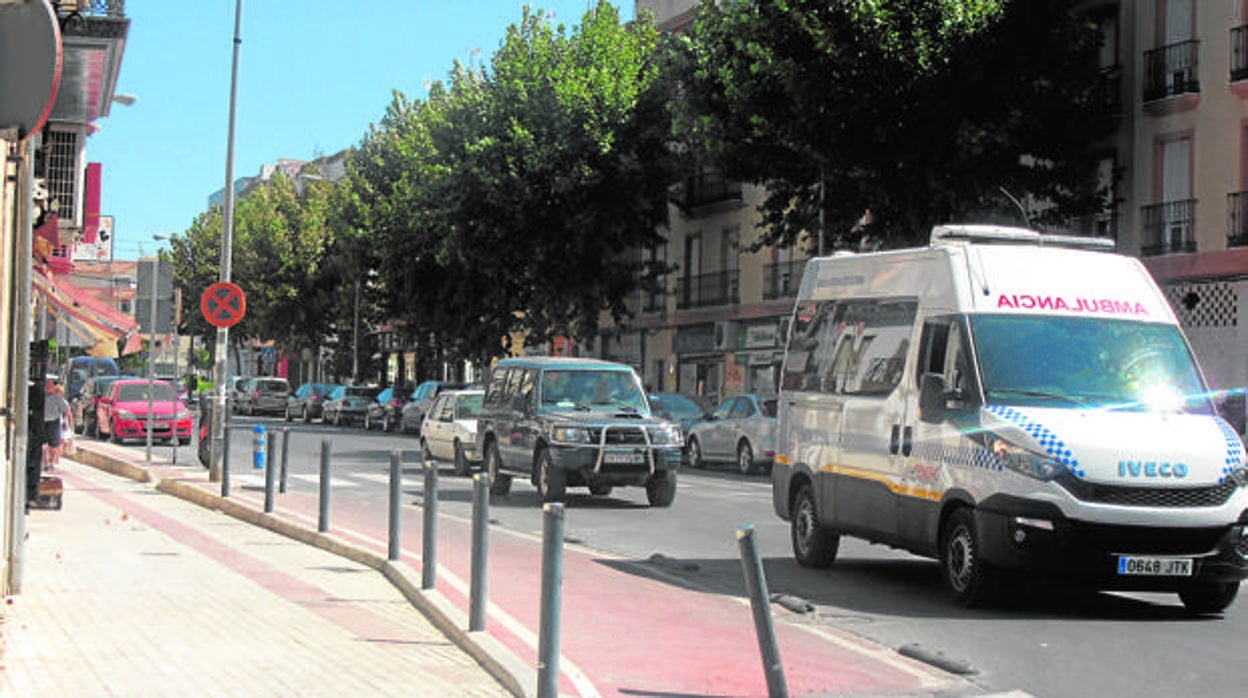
90;1;633;259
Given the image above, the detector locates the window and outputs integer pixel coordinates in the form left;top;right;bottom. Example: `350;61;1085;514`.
484;368;510;407
782;298;917;395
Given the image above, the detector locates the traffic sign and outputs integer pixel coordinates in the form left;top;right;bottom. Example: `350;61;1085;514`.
201;282;246;328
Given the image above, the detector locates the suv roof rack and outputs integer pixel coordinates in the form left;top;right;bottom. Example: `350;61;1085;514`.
931;224;1115;251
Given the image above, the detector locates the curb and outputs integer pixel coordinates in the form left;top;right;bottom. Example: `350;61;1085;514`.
74;446;534;698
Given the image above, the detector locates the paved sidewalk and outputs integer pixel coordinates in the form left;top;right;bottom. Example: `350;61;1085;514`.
0;458;511;697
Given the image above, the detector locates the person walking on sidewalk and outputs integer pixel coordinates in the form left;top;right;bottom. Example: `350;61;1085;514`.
43;378;71;470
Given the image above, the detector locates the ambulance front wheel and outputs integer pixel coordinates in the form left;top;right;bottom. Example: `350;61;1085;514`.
1179;580;1239;615
941;507;998;607
791;482;839;568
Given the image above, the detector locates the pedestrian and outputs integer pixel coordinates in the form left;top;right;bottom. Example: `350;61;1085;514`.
43;377;71;470
59;385;75;459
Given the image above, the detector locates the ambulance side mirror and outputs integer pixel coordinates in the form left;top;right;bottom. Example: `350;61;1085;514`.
1218;389;1246;436
919;373;966;423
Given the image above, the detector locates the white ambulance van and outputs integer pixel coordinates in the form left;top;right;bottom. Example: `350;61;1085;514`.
772;224;1248;611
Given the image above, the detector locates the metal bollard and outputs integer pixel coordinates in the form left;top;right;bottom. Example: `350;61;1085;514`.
279;427;291;493
537;503;565;698
388;449;402;562
263;436;277;513
252;423;267;470
421;458;438;590
470;473;489;631
318;438;331;533
221;423;232;498
737;524;788;698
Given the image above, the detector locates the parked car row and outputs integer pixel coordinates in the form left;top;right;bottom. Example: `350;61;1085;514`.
69;376;193;445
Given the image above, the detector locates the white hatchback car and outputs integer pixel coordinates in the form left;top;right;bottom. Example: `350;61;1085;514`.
420;389;485;476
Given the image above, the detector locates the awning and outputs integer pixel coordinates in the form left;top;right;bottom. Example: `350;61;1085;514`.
32;269;141;358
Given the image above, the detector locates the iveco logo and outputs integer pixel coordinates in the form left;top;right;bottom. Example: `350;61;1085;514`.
1118;461;1189;478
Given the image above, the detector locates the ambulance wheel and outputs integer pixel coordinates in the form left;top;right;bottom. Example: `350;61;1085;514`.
790;482;838;568
1179;581;1240;615
941;507;997;607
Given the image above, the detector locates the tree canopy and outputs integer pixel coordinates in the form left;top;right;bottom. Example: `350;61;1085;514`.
672;0;1111;252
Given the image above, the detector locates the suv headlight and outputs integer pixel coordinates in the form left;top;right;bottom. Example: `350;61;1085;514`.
550;425;591;443
647;424;682;447
990;436;1065;481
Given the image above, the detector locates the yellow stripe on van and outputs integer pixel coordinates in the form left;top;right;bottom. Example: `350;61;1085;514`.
815;463;943;502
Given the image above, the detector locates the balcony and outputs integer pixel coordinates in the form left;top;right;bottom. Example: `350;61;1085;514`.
1143;40;1200;105
1228;192;1248;247
671;168;742;214
1140;199;1197;257
762;259;807;300
676;270;739;310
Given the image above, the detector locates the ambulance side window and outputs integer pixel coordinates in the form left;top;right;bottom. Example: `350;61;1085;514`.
919;317;976;404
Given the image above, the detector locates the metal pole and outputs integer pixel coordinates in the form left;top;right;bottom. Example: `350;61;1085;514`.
352;280;360;383
470;473;490;631
263;433;276;513
171;331;179;465
145;254;157;463
737;524;788;698
279;427;290;493
421;459;438;589
387;449;401;561
318;437;330;533
537;503;565;698
210;0;244;483
6;137;35;594
220;422;231;497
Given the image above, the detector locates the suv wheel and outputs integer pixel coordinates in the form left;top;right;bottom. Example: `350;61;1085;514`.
536;448;565;503
645;471;676;507
453;441;471;477
486;443;511;496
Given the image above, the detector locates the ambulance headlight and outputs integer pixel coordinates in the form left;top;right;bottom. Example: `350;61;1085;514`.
991;438;1065;481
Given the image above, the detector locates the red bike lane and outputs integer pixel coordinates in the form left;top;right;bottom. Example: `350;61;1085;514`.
104;450;961;697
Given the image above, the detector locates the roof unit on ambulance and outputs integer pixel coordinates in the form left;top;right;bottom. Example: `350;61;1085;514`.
931;224;1116;251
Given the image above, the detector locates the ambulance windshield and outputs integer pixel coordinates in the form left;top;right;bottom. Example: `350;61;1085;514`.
970;315;1212;414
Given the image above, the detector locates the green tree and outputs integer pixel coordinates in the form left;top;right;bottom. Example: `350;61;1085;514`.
349;1;681;364
674;0;1111;251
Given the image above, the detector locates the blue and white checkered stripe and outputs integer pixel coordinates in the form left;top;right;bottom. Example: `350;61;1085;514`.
984;405;1084;478
1215;418;1245;483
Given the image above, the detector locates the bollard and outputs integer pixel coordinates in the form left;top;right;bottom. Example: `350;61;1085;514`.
221;423;232;498
421;458;439;590
537;503;565;698
737;524;788;698
318;438;331;533
470;473;490;632
388;449;402;561
263;437;277;514
266;430;275;477
252;423;267;470
279;427;291;493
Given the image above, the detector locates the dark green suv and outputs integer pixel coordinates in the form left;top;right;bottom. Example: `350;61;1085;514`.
476;357;683;507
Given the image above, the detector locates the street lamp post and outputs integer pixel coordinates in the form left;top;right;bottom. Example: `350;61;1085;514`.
145;234;169;463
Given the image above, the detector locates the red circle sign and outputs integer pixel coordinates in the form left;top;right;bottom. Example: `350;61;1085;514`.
201;282;246;328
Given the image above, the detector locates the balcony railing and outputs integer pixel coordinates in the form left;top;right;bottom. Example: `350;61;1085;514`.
1143;40;1200;101
676;270;739;309
1233;26;1248;82
1140;199;1197;256
762;259;807;300
671;169;742;212
1228;192;1248;247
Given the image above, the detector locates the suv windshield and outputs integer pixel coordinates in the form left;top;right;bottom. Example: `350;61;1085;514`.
970;315;1211;413
540;370;647;412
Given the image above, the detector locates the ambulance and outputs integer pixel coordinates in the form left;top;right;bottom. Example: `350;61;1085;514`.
772;224;1248;612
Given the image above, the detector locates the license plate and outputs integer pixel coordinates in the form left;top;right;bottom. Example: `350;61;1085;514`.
1117;556;1193;576
603;451;644;464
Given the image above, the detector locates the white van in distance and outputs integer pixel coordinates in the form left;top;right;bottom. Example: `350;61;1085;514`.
772;225;1248;612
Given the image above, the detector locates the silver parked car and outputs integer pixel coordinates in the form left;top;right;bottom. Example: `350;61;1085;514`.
321;384;378;426
236;377;291;416
685;393;777;474
419;389;484;476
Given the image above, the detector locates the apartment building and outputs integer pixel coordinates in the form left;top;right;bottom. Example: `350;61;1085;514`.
601;0;1248;405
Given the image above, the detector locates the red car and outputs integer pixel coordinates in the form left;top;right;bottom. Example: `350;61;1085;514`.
96;379;193;445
